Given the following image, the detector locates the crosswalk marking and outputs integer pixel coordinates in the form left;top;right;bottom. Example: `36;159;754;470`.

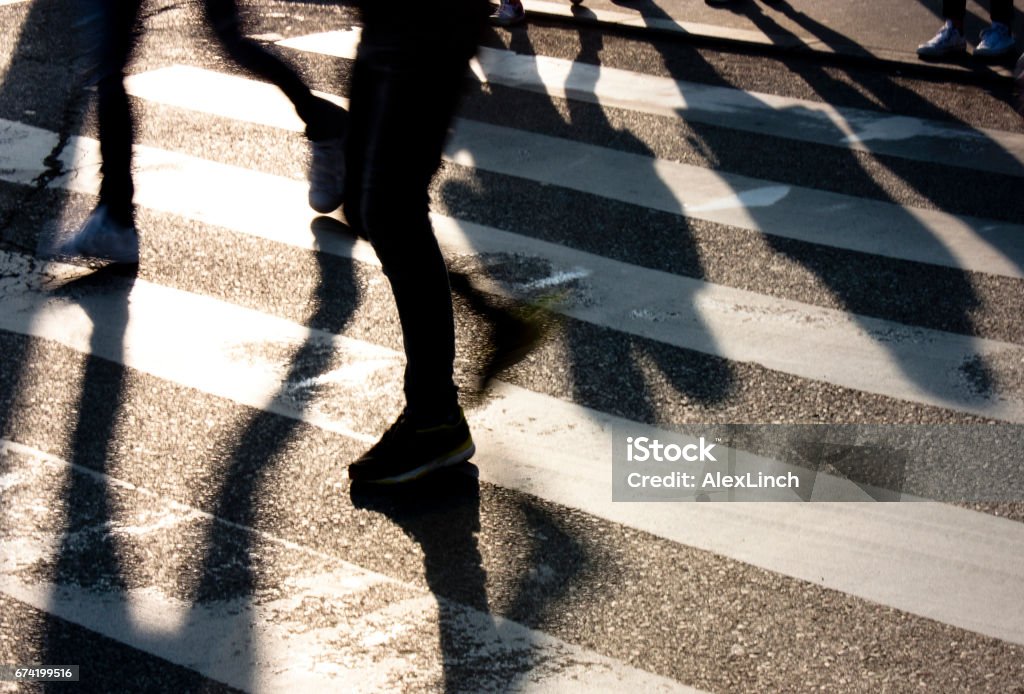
2;249;1023;646
522;0;785;45
0;441;699;693
3;119;1021;421
122;66;1024;279
3;10;1024;686
0;118;59;185
278;30;1024;176
447;119;1024;277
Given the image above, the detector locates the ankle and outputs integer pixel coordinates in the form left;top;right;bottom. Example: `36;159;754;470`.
405;405;462;429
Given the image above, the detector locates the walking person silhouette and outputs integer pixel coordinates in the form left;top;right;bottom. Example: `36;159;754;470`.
57;0;348;264
342;0;498;484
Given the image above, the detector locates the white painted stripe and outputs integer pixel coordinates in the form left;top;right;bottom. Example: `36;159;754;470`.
1;259;1022;646
0;441;698;693
277;30;1024;176
0;118;59;185
275;29;360;59
120;66;1024;279
0;0;30;6
520;0;786;46
122;66;348;131
446;119;1024;279
2;118;1022;421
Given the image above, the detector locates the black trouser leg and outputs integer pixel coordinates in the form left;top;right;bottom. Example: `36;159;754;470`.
202;0;346;140
85;0;144;225
344;10;484;421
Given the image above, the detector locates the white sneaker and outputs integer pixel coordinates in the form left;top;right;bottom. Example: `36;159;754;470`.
54;205;139;265
308;136;345;214
917;20;967;57
976;22;1015;57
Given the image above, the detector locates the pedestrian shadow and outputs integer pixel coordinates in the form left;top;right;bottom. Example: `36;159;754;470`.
350;469;490;692
630;0;1024;412
727;0;1024;214
0;0;92;442
350;467;587;692
26;222;359;691
36;265;142;684
440;16;736;430
494;497;588;647
181;220;359;690
0;1;142;685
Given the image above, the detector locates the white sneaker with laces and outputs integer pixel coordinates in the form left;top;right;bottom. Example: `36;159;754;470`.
976;22;1015;57
917;20;967;57
308;136;345;214
55;205;139;265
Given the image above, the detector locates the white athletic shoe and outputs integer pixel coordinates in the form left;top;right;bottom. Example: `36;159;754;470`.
54;205;139;265
917;20;967;57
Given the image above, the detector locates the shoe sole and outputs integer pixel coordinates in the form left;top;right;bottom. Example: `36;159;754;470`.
349;439;476;485
974;47;1015;58
54;244;140;266
490;13;525;26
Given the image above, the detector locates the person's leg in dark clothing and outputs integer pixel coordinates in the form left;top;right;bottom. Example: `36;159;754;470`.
940;0;1015;31
346;2;489;483
202;0;348;212
941;0;968;29
201;0;346;141
53;0;144;264
977;0;1017;56
920;0;969;56
989;0;1014;27
87;0;145;227
344;44;465;420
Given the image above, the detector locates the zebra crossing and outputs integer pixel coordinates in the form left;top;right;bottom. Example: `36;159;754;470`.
2;2;1023;690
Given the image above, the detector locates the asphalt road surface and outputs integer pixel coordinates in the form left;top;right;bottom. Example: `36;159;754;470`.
1;0;1023;691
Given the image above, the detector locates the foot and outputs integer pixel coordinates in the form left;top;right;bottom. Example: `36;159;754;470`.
976;22;1015;58
348;408;475;484
490;0;525;27
308;136;345;214
53;205;139;265
917;20;966;57
480;308;546;390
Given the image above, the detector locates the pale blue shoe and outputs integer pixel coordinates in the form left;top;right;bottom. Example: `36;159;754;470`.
976;22;1015;58
55;205;139;265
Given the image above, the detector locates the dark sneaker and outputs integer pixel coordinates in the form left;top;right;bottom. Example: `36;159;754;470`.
54;205;139;265
490;0;525;27
308;136;345;213
975;22;1015;58
349;409;475;484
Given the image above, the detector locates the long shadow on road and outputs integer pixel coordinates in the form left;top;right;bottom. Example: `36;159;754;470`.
441;17;737;429
350;467;588;693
